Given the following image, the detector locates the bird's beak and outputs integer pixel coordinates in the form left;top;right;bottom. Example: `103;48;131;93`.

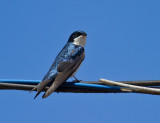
82;33;87;36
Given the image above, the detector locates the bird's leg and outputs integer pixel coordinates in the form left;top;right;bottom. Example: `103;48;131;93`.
73;75;81;82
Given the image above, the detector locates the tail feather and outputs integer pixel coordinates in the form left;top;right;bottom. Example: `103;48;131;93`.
37;80;51;92
34;91;41;99
30;86;38;93
42;85;56;98
42;81;58;98
42;73;66;98
31;79;52;99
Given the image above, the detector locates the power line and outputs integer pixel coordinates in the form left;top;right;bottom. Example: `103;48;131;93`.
0;79;160;95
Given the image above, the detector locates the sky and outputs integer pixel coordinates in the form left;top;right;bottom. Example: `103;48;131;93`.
0;0;160;123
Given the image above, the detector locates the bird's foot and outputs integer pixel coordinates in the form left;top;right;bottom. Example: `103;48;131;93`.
73;75;82;83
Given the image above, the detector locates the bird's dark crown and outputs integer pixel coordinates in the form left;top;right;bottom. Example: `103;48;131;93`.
68;31;87;42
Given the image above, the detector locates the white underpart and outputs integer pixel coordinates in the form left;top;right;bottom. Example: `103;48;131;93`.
73;35;86;47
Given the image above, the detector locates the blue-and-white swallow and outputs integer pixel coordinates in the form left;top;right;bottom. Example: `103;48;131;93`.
31;31;87;98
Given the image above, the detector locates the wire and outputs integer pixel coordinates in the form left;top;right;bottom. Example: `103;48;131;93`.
1;79;160;94
0;79;122;93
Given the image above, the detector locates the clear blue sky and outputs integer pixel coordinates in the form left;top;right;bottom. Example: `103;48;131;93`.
0;0;160;123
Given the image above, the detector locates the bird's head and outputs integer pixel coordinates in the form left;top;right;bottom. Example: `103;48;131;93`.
68;31;87;47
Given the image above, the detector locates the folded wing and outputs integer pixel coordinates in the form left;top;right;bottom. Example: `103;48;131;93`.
43;47;85;98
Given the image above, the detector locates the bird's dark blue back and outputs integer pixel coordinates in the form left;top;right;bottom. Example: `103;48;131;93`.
43;42;84;81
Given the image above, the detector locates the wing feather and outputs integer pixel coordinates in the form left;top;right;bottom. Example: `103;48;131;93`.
32;44;85;99
43;47;85;98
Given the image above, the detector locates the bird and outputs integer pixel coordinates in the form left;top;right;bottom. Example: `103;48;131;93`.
31;31;87;99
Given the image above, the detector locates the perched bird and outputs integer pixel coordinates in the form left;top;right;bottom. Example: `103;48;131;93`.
31;31;87;98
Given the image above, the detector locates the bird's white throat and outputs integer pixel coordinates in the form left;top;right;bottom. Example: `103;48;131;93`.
73;35;86;47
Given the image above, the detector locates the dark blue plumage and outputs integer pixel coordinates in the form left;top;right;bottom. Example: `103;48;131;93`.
31;31;87;98
43;42;84;81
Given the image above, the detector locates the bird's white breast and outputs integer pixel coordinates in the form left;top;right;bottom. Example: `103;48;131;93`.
73;35;86;47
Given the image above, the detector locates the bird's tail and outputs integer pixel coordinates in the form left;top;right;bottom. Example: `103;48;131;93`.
42;72;67;98
42;81;59;98
30;80;51;99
